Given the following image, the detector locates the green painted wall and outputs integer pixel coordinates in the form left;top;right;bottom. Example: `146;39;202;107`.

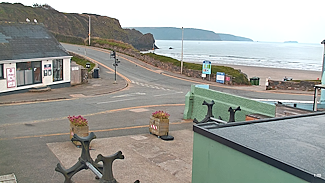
192;133;308;183
183;85;275;122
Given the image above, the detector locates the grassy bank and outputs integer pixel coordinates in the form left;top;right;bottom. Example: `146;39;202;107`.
91;38;137;51
144;53;250;85
70;53;95;72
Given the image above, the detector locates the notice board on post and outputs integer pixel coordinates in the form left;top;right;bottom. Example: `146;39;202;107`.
216;72;225;84
202;60;211;75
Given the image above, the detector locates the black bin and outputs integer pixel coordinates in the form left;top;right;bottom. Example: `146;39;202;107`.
93;68;99;78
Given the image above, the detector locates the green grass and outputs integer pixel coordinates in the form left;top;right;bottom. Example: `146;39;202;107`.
91;38;137;51
52;32;85;45
144;53;250;85
71;55;95;72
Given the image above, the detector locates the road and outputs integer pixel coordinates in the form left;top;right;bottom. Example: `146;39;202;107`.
0;44;315;182
66;44;315;101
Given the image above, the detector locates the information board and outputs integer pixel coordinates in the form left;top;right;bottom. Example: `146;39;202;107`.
6;68;16;88
216;72;225;84
202;60;211;74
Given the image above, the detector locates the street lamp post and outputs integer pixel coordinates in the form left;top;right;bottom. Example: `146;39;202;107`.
180;27;184;74
321;40;325;77
320;40;325;104
88;15;91;46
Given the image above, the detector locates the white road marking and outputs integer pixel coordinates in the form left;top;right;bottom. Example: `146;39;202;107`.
130;80;175;91
112;92;146;98
154;92;184;97
97;98;136;104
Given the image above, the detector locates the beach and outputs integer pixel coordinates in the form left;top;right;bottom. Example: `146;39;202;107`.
216;64;322;83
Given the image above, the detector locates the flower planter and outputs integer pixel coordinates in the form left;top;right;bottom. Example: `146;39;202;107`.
149;116;169;137
70;123;89;146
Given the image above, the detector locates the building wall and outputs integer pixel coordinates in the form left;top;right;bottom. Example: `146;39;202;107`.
0;57;71;95
183;85;275;122
70;65;81;85
42;58;71;87
0;63;15;92
63;58;70;82
192;132;308;183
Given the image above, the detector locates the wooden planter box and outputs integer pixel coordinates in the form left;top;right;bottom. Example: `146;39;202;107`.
70;123;89;146
149;117;169;137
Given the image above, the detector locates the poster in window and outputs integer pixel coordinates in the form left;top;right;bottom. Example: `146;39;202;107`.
7;68;16;88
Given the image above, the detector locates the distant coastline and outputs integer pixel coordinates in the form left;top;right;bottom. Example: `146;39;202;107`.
284;41;298;43
128;27;253;42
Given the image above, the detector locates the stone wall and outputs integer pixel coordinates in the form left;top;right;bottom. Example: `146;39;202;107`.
266;80;320;91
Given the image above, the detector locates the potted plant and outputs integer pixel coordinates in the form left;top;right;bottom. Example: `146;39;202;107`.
68;115;89;145
149;111;170;137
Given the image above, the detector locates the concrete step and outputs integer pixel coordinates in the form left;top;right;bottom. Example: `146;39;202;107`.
28;85;51;92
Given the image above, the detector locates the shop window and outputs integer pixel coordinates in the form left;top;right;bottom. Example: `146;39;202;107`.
16;62;42;87
0;64;3;79
53;59;63;81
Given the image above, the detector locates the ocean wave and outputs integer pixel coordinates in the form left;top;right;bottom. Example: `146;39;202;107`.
152;40;323;71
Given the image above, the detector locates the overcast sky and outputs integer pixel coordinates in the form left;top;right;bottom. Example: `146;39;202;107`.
6;0;325;43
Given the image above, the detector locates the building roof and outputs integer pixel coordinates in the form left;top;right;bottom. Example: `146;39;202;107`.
194;112;325;183
0;23;70;61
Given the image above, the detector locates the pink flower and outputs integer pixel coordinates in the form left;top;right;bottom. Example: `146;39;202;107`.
152;111;170;119
68;115;88;126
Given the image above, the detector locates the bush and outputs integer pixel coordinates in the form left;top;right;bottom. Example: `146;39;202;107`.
52;32;85;45
70;53;95;72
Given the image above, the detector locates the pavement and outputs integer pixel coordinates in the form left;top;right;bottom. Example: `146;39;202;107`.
0;52;315;183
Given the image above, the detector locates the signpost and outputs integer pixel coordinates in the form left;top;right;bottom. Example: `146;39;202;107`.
111;51;120;84
202;60;211;80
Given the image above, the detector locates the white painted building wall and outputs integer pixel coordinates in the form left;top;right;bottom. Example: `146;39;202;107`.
0;56;71;94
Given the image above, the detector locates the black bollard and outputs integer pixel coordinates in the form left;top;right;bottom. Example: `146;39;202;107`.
228;106;241;122
193;100;215;123
95;151;124;183
55;132;97;183
55;132;131;183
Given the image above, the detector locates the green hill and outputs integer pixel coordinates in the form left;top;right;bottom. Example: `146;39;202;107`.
129;27;253;41
0;2;155;50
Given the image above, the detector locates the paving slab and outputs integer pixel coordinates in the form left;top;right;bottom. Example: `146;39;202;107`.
48;129;193;183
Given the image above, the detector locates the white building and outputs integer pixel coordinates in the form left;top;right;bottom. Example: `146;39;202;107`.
0;23;72;95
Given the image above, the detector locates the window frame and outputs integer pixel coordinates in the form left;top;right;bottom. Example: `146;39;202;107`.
0;64;3;79
53;59;63;82
16;61;42;87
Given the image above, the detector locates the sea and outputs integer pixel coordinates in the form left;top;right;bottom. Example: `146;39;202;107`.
149;40;324;71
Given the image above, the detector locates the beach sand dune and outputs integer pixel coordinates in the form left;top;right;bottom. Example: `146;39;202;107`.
216;64;321;83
